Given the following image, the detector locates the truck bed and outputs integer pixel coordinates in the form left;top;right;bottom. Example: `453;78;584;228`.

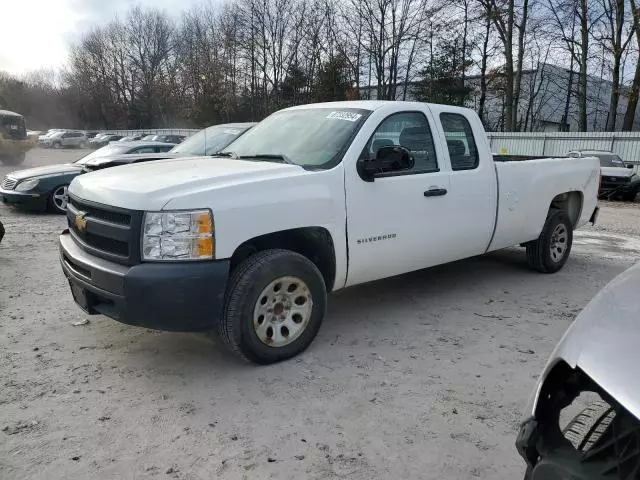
488;155;600;252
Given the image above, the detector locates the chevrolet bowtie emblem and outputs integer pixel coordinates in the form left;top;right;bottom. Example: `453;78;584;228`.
75;213;87;232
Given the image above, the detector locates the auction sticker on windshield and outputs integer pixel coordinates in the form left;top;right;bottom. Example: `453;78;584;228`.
326;111;362;122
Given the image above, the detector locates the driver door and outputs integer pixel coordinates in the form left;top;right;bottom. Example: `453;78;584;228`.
344;108;454;286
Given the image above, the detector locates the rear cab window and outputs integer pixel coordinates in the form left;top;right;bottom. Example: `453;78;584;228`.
440;113;479;171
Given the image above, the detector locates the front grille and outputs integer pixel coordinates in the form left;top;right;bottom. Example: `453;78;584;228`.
70;197;131;225
1;177;17;190
67;195;142;265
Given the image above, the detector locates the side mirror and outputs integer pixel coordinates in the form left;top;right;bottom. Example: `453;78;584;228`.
627;164;634;169
357;146;414;181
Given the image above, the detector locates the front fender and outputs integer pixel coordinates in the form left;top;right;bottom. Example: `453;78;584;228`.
527;262;640;420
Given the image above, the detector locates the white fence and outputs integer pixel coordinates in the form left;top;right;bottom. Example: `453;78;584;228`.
103;128;199;137
487;132;640;164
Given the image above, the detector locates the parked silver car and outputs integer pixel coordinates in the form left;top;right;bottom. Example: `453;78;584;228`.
40;130;87;149
517;262;640;479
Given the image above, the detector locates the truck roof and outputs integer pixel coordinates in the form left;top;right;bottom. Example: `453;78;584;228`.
283;100;475;115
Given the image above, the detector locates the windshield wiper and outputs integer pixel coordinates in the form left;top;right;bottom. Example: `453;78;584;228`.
214;151;238;158
237;153;296;165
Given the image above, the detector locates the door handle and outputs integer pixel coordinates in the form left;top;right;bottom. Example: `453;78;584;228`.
424;188;447;197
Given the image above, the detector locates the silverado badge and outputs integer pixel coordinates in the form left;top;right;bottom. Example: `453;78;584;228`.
75;213;87;232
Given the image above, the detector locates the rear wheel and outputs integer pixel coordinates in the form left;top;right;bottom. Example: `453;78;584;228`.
526;210;573;273
48;185;69;214
622;190;638;202
220;249;327;364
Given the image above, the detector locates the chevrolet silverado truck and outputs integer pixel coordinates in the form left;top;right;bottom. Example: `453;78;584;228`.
59;101;600;364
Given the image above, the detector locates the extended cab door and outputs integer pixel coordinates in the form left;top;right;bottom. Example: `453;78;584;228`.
343;105;496;287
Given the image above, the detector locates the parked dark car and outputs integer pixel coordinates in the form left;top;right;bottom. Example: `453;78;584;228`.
118;134;147;142
0;142;175;214
82;123;255;172
88;134;123;149
569;149;639;201
149;134;186;144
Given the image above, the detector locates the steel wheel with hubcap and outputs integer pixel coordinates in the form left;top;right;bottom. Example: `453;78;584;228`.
49;185;69;214
253;276;313;347
526;210;573;273
549;224;568;263
220;249;327;364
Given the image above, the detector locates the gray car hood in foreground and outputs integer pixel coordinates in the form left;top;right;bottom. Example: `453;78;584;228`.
532;262;640;419
6;163;82;180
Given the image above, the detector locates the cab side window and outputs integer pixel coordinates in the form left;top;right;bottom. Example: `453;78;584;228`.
440;113;479;170
361;112;438;175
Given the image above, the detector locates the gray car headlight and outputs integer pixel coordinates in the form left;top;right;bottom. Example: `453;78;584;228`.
142;210;214;261
15;178;40;192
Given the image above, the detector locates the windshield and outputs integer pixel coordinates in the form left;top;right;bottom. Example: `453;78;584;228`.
171;125;250;156
141;135;155;141
597;154;626;168
74;143;131;165
221;108;370;168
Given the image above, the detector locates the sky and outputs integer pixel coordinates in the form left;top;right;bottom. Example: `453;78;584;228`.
0;0;199;76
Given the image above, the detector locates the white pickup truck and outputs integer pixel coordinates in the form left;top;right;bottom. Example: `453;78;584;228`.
59;101;600;364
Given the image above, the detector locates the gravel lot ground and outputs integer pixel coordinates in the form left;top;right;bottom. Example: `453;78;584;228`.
1;148;639;480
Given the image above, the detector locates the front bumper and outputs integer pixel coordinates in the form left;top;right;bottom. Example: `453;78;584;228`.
0;188;47;210
59;230;230;331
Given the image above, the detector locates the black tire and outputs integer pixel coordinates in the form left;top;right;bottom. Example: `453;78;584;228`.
622;190;638;202
563;400;615;452
53;141;62;149
0;220;4;244
48;185;69;214
526;210;573;273
220;249;327;364
1;152;25;165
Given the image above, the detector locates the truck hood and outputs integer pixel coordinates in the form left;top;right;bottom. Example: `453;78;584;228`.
7;163;82;180
69;156;303;210
544;261;640;420
601;166;634;178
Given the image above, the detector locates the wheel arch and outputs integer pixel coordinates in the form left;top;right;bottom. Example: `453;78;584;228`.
229;227;337;291
549;191;583;227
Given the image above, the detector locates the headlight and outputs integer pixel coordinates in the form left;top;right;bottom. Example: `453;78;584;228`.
15;178;40;192
142;209;214;261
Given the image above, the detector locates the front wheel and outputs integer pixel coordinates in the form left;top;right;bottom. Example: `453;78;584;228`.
526;210;573;273
220;249;327;364
622;190;638;202
48;185;69;214
53;142;61;149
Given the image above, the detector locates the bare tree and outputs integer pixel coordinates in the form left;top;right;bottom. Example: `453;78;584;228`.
623;0;640;129
594;0;636;130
